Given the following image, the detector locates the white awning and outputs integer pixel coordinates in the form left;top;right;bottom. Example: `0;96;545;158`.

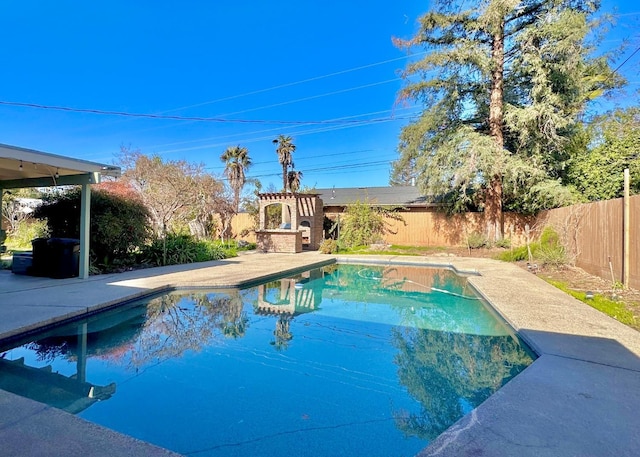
0;143;120;189
0;143;122;279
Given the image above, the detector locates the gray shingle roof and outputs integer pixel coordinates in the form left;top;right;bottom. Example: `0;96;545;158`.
315;186;435;207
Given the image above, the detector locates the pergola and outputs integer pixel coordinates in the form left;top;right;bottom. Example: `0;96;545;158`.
255;192;324;253
0;144;121;279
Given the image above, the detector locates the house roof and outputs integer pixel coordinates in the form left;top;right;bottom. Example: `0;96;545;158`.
315;186;437;207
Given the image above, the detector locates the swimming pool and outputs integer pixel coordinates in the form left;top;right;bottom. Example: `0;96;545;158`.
0;264;534;456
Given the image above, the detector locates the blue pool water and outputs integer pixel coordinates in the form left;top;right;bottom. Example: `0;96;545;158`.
0;264;534;456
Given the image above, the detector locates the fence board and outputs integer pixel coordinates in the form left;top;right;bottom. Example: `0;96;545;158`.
231;213;256;243
539;195;639;289
323;210;534;247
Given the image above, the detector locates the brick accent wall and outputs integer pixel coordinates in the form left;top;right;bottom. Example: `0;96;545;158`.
256;230;302;253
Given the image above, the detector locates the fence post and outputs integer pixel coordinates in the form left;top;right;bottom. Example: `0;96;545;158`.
623;168;630;288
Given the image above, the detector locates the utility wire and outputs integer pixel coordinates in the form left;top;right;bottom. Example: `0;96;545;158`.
148;106;420;151
244;160;392;180
55;52;425;137
0;100;400;126
0;53;421;152
237;149;376;167
153;112;419;156
610;45;640;76
308;164;391;177
211;79;402;119
159;54;425;114
222;152;396;176
85;75;406;139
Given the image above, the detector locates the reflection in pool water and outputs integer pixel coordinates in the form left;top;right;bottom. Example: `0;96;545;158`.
0;264;534;456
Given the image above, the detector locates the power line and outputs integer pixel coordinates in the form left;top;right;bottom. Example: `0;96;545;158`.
0;100;401;126
158;54;425;114
303;160;391;173
227;153;396;178
210;78;402;119
0;53;422;157
243;159;392;180
309;164;391;177
100;76;407;141
213;150;393;175
245;149;376;167
54;53;425;138
153;112;419;156
215;157;395;181
611;45;640;76
147;106;420;152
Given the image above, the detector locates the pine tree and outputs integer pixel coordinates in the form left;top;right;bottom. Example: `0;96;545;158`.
392;0;620;239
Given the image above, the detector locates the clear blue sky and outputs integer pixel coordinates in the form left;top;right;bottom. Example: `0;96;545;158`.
0;1;638;191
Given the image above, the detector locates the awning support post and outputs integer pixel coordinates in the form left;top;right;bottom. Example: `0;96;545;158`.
79;183;91;279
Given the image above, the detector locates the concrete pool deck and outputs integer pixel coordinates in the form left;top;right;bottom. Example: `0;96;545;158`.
0;251;639;456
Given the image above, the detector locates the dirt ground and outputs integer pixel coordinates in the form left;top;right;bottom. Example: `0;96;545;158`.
440;246;640;330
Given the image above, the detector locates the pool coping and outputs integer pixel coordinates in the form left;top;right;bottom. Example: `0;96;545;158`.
1;252;639;456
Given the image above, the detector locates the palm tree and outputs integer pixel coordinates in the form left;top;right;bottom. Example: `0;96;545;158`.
272;135;296;192
220;291;249;339
271;315;293;351
220;145;251;212
287;170;303;193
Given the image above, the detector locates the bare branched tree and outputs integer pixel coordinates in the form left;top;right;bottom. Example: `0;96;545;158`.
118;146;223;238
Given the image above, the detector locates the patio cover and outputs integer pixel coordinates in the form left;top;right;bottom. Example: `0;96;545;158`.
0;143;121;279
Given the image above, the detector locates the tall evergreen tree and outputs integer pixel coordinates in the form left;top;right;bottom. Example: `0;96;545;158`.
392;0;620;239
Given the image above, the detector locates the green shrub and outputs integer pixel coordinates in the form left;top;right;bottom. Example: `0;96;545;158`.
495;226;566;266
219;241;238;259
536;245;567;266
495;246;530;261
536;226;566;266
33;187;152;270
5;219;48;251
139;234;232;267
540;226;560;248
319;239;338;254
494;237;511;249
467;231;488;249
339;200;403;249
236;241;256;251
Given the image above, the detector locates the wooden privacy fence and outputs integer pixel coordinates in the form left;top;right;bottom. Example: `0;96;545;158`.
231;212;257;243
229;195;638;289
538;195;639;290
233;210;538;247
366;211;534;247
231;211;536;247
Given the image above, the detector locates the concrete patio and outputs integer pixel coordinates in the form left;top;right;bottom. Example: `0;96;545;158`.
0;251;639;456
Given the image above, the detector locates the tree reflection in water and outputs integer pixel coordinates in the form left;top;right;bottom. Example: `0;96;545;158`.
271;314;293;351
26;290;251;372
392;327;533;440
219;290;249;339
131;291;249;368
